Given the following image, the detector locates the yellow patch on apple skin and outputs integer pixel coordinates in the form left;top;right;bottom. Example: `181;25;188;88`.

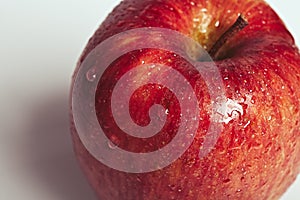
189;0;266;53
192;8;212;49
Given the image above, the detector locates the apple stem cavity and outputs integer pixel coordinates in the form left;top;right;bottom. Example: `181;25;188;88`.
209;15;248;60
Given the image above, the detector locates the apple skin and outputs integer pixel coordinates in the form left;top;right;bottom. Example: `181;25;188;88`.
70;0;300;199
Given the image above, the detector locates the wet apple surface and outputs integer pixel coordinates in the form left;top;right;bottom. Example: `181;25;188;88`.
70;0;300;199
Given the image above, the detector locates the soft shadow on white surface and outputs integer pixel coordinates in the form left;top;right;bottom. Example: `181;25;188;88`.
22;92;98;200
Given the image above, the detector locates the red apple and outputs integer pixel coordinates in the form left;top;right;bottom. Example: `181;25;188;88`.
70;0;300;199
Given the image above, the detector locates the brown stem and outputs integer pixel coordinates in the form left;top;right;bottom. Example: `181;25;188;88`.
209;15;248;60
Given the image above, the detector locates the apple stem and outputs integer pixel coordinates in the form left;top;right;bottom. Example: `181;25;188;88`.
209;15;248;60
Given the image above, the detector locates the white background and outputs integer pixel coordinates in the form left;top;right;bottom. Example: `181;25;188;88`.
0;0;299;199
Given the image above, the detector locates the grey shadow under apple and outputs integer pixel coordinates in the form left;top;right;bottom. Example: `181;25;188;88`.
23;90;98;200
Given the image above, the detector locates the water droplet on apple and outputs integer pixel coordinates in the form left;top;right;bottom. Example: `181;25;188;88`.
145;15;154;20
107;135;120;150
116;20;126;27
236;189;242;193
168;184;176;191
215;20;220;27
86;68;97;82
107;141;118;149
168;6;174;11
267;116;272;121
276;146;282;152
243;120;251;128
250;96;256;104
126;6;137;11
240;176;245;182
136;177;142;183
200;8;207;12
215;98;243;124
223;178;231;183
200;29;207;34
254;143;263;150
193;18;200;22
165;109;169;115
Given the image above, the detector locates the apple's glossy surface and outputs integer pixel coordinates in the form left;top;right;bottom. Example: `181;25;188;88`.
70;0;300;199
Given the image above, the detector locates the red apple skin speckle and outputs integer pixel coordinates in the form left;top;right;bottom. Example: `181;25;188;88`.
70;0;300;199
